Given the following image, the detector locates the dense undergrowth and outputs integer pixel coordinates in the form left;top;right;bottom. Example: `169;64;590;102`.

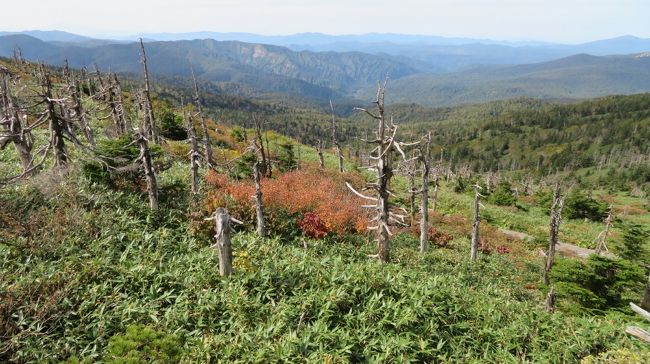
1;166;649;363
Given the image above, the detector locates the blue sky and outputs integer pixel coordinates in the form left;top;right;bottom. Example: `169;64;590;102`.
2;0;649;43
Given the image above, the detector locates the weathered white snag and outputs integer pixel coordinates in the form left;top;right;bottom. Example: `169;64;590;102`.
419;133;431;253
212;207;233;277
470;184;482;262
253;159;266;237
543;184;565;285
190;65;214;167
330;100;344;173
135;132;158;210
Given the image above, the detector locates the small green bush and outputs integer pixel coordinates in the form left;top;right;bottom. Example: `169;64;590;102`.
489;180;516;206
104;325;184;364
159;110;187;141
551;255;645;314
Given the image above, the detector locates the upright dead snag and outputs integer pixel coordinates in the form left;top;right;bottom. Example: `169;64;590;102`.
184;106;201;195
253;116;268;175
139;39;158;143
405;157;418;226
39;65;69;166
330;100;344;173
543;184;565;285
67;76;96;147
316;139;325;169
253;158;266;237
212;207;233;277
431;171;439;213
595;205;614;255
190;65;214;167
470;184;483;262
135;131;159;210
0;68;33;172
419;133;432;253
347;82;415;263
109;74;130;135
545;287;556;312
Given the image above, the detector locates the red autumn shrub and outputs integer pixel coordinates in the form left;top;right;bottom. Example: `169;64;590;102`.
478;238;492;254
496;245;512;254
203;168;368;236
428;227;453;248
298;212;328;239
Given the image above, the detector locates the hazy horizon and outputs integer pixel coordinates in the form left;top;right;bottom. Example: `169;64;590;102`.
1;0;649;43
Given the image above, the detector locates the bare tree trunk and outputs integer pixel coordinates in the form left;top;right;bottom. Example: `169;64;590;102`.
595;205;613;255
191;65;214;167
432;173;439;213
136;132;158;210
470;184;481;262
109;74;130;135
265;131;272;178
139;39;158;142
213;207;233;276
68;77;96;147
408;161;417;226
543;184;564;285
545;287;556;312
40;66;68;166
185;108;200;195
330;100;344;173
1;69;33;172
253;160;266;237
419;133;431;253
316;139;325;169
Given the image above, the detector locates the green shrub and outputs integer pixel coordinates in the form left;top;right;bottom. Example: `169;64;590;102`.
104;325;184;364
159;110;187;141
551;255;645;314
489;180;516;206
619;223;649;263
564;190;608;221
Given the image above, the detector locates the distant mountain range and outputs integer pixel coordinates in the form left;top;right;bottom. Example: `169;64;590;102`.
1;30;649;107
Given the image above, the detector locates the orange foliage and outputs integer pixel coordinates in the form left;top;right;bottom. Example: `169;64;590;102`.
204;168;368;235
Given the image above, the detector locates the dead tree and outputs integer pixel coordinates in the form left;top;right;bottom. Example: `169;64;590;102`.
595;205;614;255
39;65;69;166
405;158;418;226
316;139;325;169
253;116;268;175
545;287;556;312
418;133;432;253
139;39;158;142
184;106;201;195
253;158;266;237
67;76;96;147
108;74;130;135
190;65;214;167
212;207;233;277
431;171;440;213
470;184;483;262
0;68;33;172
347;82;415;263
330;100;344;173
543;184;565;285
135;131;158;210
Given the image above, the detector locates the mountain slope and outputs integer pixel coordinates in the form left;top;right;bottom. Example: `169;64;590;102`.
0;35;418;99
356;53;650;107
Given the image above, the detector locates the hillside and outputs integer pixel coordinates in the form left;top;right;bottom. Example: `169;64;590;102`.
2;58;650;363
356;53;650;107
0;35;417;100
